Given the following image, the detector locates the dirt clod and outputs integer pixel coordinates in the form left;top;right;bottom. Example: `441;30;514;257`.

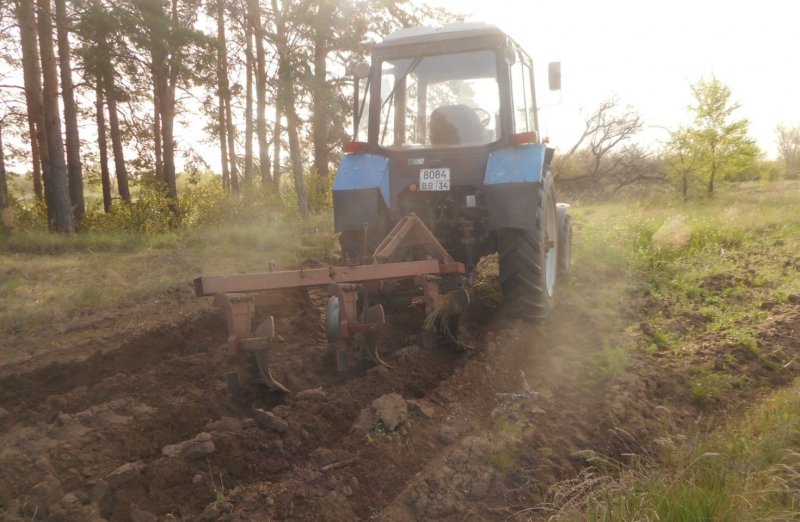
129;507;158;522
254;408;289;433
24;475;62;518
206;416;243;432
372;393;408;431
271;404;290;418
407;398;435;419
296;387;327;401
161;432;215;459
395;345;420;363
317;491;357;522
107;461;144;488
437;425;460;445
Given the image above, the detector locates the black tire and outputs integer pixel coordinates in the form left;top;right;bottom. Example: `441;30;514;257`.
497;174;557;320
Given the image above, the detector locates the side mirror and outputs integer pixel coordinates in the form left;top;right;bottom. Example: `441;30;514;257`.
548;62;561;91
354;61;370;80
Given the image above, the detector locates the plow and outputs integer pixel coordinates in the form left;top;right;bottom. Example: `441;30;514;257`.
194;214;471;393
196;22;572;394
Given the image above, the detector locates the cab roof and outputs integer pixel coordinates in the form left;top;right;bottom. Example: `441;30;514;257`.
375;22;507;48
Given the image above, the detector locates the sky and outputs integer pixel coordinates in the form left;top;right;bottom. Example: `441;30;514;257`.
426;0;800;158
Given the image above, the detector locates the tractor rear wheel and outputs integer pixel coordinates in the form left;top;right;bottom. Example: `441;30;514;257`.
497;174;557;320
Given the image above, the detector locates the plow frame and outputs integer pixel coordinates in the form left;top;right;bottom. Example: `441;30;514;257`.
195;214;469;393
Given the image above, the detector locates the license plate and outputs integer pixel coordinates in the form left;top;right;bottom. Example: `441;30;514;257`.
419;168;450;191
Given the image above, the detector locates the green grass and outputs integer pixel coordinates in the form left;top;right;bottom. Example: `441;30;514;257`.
0;213;335;348
571;181;800;356
553;380;800;521
538;180;800;520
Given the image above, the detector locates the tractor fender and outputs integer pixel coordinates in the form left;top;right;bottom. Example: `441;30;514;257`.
333;154;391;234
482;144;550;232
333;154;390;206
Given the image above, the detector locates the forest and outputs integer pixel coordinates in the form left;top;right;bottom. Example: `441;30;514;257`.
0;0;457;233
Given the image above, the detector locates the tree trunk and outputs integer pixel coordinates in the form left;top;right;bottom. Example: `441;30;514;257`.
312;1;332;180
251;0;271;186
105;73;130;202
157;0;180;219
27;115;44;200
218;97;229;189
285;97;307;215
218;0;238;193
272;104;281;189
36;0;73;232
216;0;229;189
225;88;239;194
95;77;112;212
224;95;239;192
153;76;163;180
272;0;306;214
682;171;688;202
16;0;45;201
160;85;177;203
708;161;716;196
216;21;230;190
55;0;84;224
243;12;254;184
0;123;8;209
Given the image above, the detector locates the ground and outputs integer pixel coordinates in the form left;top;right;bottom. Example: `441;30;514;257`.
1;183;799;521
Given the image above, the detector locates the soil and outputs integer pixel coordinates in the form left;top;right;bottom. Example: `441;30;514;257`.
1;270;799;521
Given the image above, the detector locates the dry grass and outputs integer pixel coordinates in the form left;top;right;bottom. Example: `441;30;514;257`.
0;214;335;350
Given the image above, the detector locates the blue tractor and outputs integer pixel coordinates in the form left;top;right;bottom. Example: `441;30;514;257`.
195;24;573;392
333;23;571;320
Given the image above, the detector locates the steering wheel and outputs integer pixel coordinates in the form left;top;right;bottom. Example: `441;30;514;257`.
473;107;491;127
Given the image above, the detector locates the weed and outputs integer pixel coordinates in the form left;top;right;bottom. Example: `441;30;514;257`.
689;366;747;403
643;327;676;352
491;448;515;471
207;460;229;507
727;328;760;356
365;423;396;445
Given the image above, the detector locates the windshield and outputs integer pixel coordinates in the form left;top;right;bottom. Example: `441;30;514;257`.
373;49;501;149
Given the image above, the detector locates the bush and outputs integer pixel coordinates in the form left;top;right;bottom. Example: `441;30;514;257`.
82;180;177;234
8;196;48;231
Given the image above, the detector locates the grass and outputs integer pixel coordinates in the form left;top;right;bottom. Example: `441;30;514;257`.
0;213;335;351
571;181;800;355
534;180;800;520
548;380;800;521
689;365;748;403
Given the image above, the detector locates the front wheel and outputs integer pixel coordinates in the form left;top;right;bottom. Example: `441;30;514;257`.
497;177;558;320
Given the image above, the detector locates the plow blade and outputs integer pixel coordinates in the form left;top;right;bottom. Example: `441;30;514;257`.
240;317;290;393
364;304;391;368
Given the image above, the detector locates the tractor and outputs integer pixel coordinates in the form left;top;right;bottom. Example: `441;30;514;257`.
334;22;571;320
195;23;571;393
